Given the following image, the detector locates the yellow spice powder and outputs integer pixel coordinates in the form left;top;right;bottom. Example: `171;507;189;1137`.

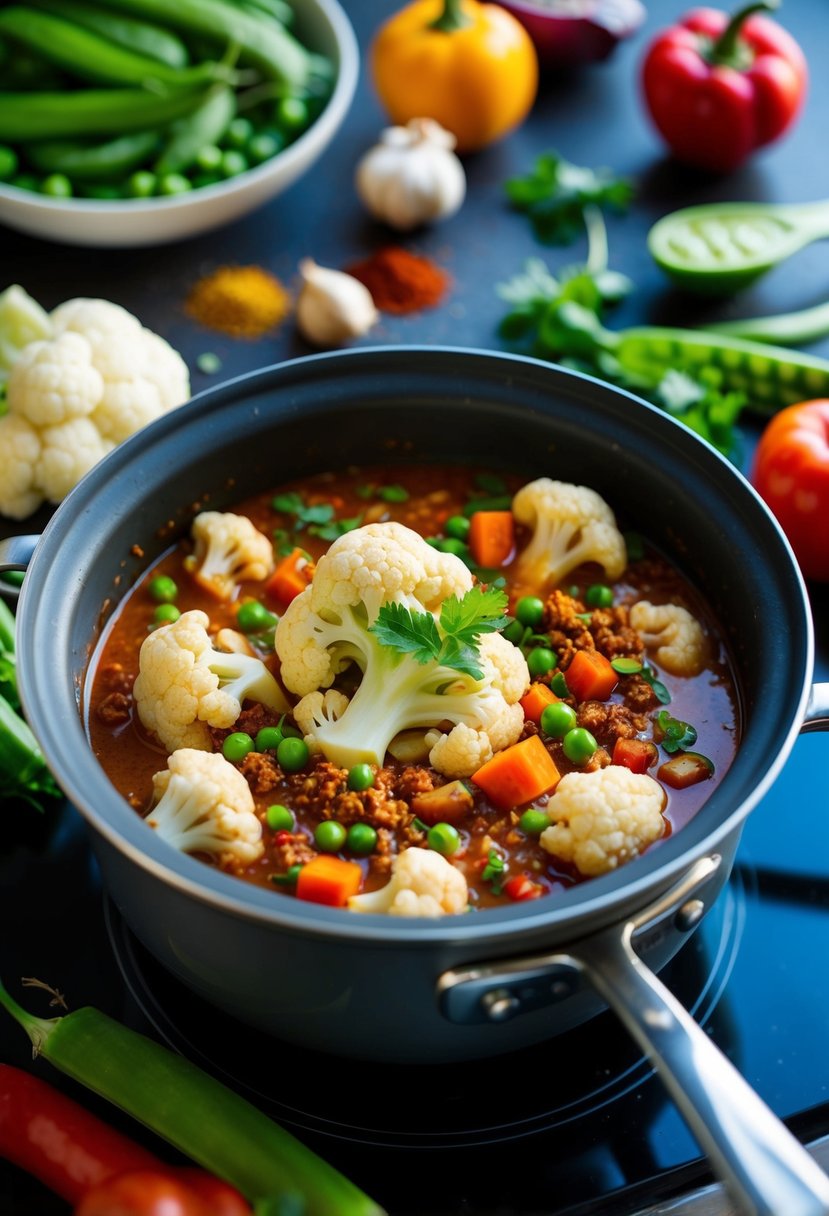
185;264;291;339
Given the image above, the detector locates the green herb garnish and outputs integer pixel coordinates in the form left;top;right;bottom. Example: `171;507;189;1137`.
370;586;508;679
656;709;698;753
641;664;671;705
505;151;634;245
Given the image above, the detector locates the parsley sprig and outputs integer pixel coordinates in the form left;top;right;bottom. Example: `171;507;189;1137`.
505;151;634;245
272;491;363;546
370;586;509;679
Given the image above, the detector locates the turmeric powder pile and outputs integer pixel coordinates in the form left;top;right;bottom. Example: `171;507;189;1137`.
185;265;291;339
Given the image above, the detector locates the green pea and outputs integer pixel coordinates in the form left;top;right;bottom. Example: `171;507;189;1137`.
444;515;471;541
527;647;557;677
225;117;254;148
519;809;549;836
158;173;192;196
255;726;284;753
540;701;577;738
42;173;72;198
220;150;248;178
346;823;377;855
148;575;178;604
277;736;309;772
347;763;374;792
237;600;277;633
515;596;545;628
248;132;283;164
315;819;346;852
127;170;157;198
502;619;526;646
438;537;469;559
377;484;409;503
585;584;614;608
427;822;461;856
0;145;18;180
266;803;294;832
152;603;181;626
550;671;569;698
270;863;302;887
275;96;308;131
562;727;598;765
195;144;223;172
223;732;255;763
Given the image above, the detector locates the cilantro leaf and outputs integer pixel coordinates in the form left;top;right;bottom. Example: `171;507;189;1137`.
439;585;508;646
505;151;634;245
370;587;509;676
370;602;441;665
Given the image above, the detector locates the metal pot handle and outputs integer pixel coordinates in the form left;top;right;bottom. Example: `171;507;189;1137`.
439;857;829;1216
0;534;39;602
803;684;829;733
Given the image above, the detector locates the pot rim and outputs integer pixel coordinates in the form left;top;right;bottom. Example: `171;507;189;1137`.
16;345;815;946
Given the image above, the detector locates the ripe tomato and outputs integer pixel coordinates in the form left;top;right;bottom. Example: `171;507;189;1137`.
750;400;829;583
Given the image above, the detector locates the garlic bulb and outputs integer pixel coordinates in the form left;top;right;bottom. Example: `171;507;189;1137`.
355;117;466;232
295;259;379;347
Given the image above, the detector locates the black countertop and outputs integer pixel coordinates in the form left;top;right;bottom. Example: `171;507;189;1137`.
2;1;829;1213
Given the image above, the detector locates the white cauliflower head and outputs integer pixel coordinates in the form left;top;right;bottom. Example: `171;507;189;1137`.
512;477;627;594
35;417;113;504
7;332;103;426
275;522;527;774
539;765;666;877
187;511;275;601
146;748;263;868
134;608;290;754
348;846;468;917
0;413;43;520
629;601;707;677
0;284;52;384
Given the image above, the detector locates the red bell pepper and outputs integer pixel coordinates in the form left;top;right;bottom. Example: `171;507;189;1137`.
640;1;807;173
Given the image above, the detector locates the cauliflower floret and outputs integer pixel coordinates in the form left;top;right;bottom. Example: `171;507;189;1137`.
0;413;43;519
512;477;627;594
539;765;666;877
292;689;350;747
134;609;290;754
348;847;468;917
146;748;263;868
629;601;707;677
275;522;529;774
187;511;275;601
0;294;190;519
0;284;52;383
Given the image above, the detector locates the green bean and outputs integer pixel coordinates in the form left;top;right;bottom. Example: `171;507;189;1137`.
614;326;829;414
0;86;208;141
231;0;295;26
26;0;190;68
26;130;160;180
87;0;317;87
0;979;386;1216
0;8;228;89
706;301;829;349
154;82;235;174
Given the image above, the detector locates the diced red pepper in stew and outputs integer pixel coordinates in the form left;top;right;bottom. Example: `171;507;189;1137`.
503;874;545;901
612;737;658;774
564;649;618;702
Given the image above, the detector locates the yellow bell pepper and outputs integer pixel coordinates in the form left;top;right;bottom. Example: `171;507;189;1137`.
370;0;539;154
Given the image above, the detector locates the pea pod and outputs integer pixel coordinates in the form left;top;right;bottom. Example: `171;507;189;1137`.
154;83;235;174
0;979;385;1216
0;86;208;141
26;130;161;181
0;8;229;90
87;0;318;87
25;0;190;68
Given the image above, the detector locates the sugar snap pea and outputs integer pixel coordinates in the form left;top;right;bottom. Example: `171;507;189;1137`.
0;86;208;141
26;0;190;68
87;0;316;87
0;7;228;90
26;130;161;180
154;83;235;174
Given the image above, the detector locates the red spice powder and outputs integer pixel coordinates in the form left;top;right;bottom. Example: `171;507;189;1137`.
346;246;449;315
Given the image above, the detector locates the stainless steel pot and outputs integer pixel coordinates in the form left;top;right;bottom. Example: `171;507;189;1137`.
4;348;829;1215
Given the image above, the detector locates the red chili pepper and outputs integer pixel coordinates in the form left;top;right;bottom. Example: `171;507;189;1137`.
640;1;807;172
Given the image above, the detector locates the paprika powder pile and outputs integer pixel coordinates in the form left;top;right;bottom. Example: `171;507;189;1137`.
346;246;450;314
185;265;291;339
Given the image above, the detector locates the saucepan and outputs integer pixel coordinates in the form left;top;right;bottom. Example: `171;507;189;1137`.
3;347;829;1216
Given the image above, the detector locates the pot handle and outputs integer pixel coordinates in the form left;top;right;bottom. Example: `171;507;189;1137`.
0;534;39;603
438;857;829;1216
802;684;829;733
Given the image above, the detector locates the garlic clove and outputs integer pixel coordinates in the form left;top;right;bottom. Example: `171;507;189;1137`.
295;259;379;348
355;117;466;233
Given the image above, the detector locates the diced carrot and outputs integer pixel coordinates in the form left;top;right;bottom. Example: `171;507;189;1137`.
265;547;312;605
519;682;559;724
504;874;545;901
295;855;363;906
612;737;658;774
468;511;515;568
564;649;618;702
472;735;561;810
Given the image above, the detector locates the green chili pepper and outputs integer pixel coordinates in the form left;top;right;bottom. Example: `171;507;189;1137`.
0;8;230;90
84;0;319;87
154;83;235;174
0;85;208;141
26;130;161;181
27;0;191;67
0;978;385;1216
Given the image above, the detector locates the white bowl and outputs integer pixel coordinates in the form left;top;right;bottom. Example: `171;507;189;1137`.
0;0;359;248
